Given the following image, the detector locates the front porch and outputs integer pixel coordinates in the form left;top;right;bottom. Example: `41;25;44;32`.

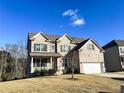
31;57;57;73
30;52;62;73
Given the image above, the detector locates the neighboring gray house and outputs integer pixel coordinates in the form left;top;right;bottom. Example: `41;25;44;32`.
103;40;124;72
64;38;105;74
27;32;105;75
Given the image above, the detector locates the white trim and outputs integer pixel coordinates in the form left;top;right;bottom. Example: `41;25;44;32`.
57;34;72;42
79;38;104;52
30;32;48;40
82;62;102;74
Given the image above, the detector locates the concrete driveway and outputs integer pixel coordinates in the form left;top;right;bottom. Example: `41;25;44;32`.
92;73;124;80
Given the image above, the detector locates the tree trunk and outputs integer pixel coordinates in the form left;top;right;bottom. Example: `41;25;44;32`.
15;58;18;78
71;57;74;79
71;66;74;79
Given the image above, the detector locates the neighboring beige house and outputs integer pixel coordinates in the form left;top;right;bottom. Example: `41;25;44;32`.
64;38;105;74
103;40;124;72
27;32;105;75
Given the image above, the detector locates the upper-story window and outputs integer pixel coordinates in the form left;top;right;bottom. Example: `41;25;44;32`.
51;44;55;52
120;48;124;53
34;44;47;51
60;45;71;52
87;44;95;50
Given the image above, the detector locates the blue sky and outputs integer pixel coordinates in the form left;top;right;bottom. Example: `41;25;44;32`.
0;0;124;47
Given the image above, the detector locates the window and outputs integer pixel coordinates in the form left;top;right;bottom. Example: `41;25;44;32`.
60;45;71;52
34;58;47;67
87;44;95;50
41;58;47;67
33;61;35;67
64;59;67;67
121;57;124;62
34;44;47;51
34;44;40;51
120;48;124;53
36;58;41;67
51;44;55;52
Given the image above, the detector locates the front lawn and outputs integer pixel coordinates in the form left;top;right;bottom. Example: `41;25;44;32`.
0;74;123;93
114;71;124;75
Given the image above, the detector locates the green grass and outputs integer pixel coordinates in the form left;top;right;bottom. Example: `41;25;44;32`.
0;74;123;93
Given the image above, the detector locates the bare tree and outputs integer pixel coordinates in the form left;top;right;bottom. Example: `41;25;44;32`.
4;41;27;78
71;59;74;79
71;51;77;79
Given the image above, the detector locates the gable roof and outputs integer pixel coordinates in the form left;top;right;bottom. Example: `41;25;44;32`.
103;40;124;49
56;34;72;42
28;32;83;44
70;38;104;52
30;32;49;40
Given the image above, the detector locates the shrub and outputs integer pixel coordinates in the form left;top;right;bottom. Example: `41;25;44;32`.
74;68;80;74
40;69;49;76
49;69;56;75
62;69;67;74
66;68;72;73
32;68;56;77
1;73;13;81
32;69;41;77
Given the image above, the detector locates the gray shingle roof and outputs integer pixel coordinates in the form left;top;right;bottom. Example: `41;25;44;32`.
70;38;104;52
114;40;124;46
30;52;62;57
103;40;124;49
28;32;83;44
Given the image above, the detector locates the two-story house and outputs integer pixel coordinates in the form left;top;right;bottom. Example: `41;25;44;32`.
103;40;124;72
27;32;83;75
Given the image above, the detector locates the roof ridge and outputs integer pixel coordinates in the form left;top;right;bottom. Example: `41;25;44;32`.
28;32;84;43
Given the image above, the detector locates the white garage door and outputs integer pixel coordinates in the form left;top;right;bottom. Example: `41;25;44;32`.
83;63;101;74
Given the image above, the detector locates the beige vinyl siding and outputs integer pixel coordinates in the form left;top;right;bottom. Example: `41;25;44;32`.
31;34;55;52
79;40;104;63
56;35;77;70
79;40;104;73
65;40;104;73
57;35;76;56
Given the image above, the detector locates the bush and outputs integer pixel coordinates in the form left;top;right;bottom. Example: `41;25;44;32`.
62;68;79;74
32;69;41;77
40;69;49;76
74;68;80;74
32;68;57;77
1;73;13;81
66;68;72;73
49;69;56;75
62;69;67;74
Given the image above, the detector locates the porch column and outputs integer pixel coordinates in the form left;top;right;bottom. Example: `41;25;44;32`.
31;57;34;73
50;57;53;69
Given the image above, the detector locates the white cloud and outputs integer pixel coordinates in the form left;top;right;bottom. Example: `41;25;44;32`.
62;9;85;26
72;18;85;26
62;9;78;16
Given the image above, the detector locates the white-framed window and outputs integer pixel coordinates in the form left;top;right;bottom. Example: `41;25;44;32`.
33;58;47;67
87;44;95;50
120;48;124;53
51;44;55;52
36;58;41;67
60;45;71;52
34;44;47;51
121;57;124;62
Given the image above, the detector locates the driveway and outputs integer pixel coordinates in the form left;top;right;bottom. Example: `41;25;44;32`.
92;73;124;80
